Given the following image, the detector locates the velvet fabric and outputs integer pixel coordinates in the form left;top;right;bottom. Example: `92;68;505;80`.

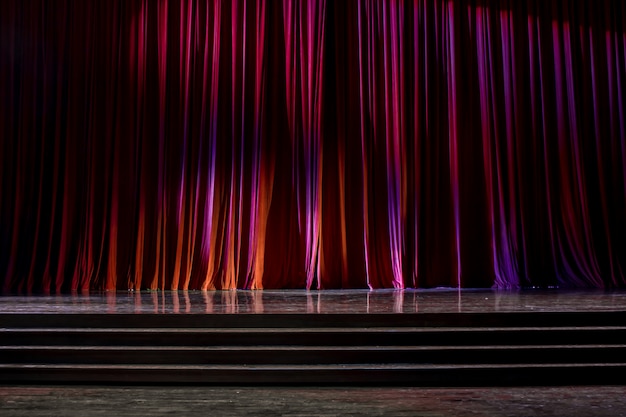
1;0;625;292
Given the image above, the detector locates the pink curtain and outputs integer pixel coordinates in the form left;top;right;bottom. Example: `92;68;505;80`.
1;0;625;292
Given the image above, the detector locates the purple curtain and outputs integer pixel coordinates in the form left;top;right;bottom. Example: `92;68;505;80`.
1;0;625;293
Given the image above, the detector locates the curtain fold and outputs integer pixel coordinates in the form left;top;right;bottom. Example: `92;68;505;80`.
1;0;625;292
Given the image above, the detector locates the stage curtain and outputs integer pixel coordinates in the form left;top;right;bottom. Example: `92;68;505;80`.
1;0;625;292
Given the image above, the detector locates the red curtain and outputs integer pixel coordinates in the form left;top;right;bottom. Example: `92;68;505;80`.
1;0;625;292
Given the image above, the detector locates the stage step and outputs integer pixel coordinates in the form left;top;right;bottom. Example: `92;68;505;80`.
3;344;626;365
1;363;626;385
1;312;625;386
2;327;626;346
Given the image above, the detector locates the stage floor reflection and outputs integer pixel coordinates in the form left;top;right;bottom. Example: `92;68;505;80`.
1;288;625;314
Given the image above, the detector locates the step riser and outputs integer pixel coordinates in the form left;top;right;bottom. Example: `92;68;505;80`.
2;366;625;386
2;347;626;365
3;330;625;347
3;312;626;329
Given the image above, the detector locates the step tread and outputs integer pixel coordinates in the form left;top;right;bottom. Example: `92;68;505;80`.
2;363;626;370
2;344;626;350
3;326;626;332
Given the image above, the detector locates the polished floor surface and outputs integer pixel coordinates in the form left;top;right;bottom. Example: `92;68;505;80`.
1;288;626;314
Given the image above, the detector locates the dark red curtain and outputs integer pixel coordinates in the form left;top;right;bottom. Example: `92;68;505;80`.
1;0;625;293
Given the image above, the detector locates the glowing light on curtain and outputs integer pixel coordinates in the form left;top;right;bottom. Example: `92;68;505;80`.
1;0;625;293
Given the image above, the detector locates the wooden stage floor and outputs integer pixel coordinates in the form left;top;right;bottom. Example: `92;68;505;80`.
1;288;625;315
